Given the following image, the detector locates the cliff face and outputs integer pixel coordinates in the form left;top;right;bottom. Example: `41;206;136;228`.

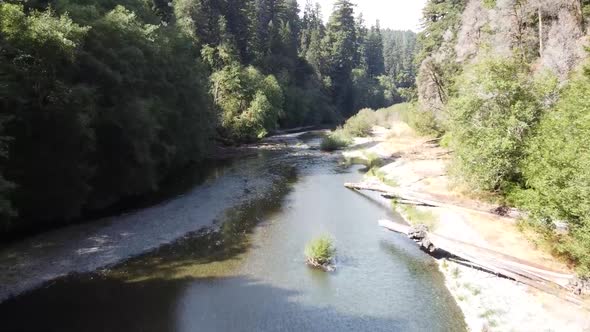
417;0;588;114
456;0;586;77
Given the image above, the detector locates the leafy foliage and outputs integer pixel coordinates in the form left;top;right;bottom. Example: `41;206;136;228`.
0;0;419;236
446;57;546;192
511;73;590;275
0;1;213;232
414;0;590;275
320;128;352;152
342;108;377;137
211;64;283;141
305;235;336;267
401;103;443;136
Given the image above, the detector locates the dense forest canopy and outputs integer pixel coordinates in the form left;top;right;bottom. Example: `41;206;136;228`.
0;0;417;236
415;0;590;276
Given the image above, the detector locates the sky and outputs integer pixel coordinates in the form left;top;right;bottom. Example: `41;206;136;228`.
296;0;427;32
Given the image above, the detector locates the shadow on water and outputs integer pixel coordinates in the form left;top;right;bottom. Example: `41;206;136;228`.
0;275;412;332
103;164;299;282
0;166;306;332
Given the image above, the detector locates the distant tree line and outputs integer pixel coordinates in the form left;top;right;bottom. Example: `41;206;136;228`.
0;0;416;236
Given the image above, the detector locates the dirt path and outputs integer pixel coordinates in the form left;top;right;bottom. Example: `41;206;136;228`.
344;121;590;332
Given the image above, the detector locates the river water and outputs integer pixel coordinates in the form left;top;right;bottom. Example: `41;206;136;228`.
0;134;465;331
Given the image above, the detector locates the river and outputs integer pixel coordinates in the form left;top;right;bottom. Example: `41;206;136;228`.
0;133;465;331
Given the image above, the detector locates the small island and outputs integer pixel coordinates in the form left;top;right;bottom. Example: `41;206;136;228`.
305;235;336;272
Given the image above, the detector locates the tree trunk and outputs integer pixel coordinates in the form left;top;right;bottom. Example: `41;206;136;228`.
538;7;543;56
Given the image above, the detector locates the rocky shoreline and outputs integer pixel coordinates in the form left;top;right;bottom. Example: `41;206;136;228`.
0;134;308;304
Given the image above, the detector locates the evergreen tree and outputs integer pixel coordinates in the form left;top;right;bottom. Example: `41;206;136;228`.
0;0;406;236
322;0;358;116
382;29;417;89
364;21;385;78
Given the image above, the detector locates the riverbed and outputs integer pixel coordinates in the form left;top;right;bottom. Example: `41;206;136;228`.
0;134;465;331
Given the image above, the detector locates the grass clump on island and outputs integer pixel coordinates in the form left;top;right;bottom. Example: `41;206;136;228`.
305;235;336;271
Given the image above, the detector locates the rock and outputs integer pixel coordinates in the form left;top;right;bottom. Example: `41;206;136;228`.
408;224;429;241
407;224;435;252
567;277;590;296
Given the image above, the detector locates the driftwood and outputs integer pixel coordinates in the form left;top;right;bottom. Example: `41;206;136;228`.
345;182;520;221
378;219;583;305
270;126;317;136
306;259;335;272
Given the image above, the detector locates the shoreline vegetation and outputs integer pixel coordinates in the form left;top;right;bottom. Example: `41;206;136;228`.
0;0;417;240
331;103;590;331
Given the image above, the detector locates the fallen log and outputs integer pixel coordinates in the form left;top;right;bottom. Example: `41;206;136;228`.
378;219;583;305
270;125;316;135
434;233;573;285
346;182;519;221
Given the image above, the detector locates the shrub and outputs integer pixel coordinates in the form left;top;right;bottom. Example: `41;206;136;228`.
445;57;549;192
211;64;283;142
385;102;443;136
342;108;377;137
320;128;352;151
305;235;336;268
405;108;443;136
511;72;590;276
374;105;401;128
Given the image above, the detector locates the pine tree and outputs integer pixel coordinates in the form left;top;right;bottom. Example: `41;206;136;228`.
364;21;385;78
322;0;358;116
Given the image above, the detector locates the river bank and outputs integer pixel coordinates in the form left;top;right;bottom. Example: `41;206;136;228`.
0;132;317;303
342;121;590;331
0;130;467;331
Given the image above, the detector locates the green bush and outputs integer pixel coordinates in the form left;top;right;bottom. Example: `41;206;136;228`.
211;64;283;142
305;235;336;267
320;128;352;151
342;108;377;137
374;104;403;128
445;57;550;192
511;72;590;276
404;106;443;136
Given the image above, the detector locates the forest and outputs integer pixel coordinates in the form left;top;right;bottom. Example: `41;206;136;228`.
415;0;590;276
3;0;590;278
0;0;416;236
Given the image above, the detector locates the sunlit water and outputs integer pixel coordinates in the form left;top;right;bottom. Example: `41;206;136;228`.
0;137;465;331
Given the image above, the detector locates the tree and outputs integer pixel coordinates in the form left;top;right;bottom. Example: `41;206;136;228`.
382;29;417;89
416;0;465;63
0;3;95;222
514;71;590;276
0;0;396;236
299;1;324;58
0;1;214;233
211;63;283;141
446;57;546;192
322;0;358;116
364;21;385;78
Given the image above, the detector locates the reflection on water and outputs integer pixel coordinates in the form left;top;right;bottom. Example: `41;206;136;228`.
0;146;465;332
107;165;298;282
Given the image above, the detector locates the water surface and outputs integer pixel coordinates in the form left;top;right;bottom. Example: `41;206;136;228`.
0;139;465;331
